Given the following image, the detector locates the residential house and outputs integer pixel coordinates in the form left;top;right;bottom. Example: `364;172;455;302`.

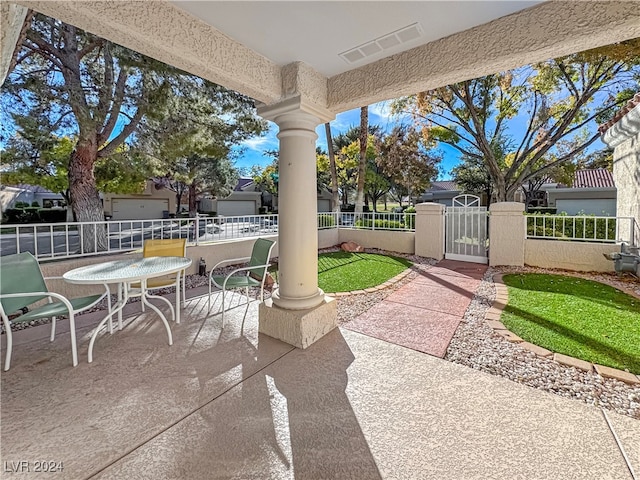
103;180;176;220
418;181;462;207
200;178;335;215
546;169;617;216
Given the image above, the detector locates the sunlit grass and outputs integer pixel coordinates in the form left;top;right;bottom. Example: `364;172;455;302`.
501;273;640;374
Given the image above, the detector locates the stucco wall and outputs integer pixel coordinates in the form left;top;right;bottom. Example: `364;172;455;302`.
554;199;617;217
613;129;640;235
338;229;415;254
525;239;615;272
318;228;339;249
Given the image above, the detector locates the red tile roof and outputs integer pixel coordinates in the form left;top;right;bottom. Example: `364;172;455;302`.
572;169;615;188
598;92;640;134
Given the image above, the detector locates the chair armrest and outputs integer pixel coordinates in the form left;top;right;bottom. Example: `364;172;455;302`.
221;263;272;288
209;256;252;274
0;291;75;315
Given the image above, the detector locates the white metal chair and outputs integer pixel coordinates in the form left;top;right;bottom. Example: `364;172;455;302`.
207;238;276;325
0;252;110;370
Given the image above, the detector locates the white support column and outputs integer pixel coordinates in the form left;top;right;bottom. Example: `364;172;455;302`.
257;96;337;349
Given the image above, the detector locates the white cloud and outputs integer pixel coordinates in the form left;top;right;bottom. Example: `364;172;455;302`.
241;128;278;151
369;100;393;120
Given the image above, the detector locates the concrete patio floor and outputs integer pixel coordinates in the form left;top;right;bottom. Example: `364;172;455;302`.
1;287;638;479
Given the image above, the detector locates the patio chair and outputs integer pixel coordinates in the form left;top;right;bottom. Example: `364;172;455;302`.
132;238;188;314
0;252;109;370
207;238;276;325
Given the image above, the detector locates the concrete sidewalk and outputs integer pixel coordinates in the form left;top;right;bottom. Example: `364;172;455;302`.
1;289;638;479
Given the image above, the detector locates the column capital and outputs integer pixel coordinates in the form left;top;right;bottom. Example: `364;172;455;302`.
258;95;335;126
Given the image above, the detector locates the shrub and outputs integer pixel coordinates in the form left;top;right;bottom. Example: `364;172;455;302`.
404;206;416;229
355;218;403;230
526;214;617;241
38;208;67;223
14;201;30;209
31;201;40;207
318;214;336;228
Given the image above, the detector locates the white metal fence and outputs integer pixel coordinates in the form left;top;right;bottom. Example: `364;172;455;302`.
526;215;636;244
1;212;415;261
319;212;416;231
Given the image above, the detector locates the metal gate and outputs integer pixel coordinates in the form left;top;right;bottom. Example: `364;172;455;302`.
445;195;488;264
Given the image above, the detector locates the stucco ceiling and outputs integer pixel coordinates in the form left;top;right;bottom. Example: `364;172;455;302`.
172;1;540;77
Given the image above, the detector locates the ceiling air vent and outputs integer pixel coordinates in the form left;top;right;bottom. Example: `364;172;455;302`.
339;23;423;65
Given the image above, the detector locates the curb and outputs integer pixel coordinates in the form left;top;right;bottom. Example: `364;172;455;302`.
325;268;412;298
488;273;640;385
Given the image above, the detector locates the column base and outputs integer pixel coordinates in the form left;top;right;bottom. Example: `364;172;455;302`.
259;296;337;349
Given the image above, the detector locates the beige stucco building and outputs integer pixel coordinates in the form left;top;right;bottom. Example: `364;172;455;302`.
2;0;639;349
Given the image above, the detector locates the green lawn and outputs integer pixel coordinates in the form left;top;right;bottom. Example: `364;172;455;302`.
316;252;412;292
501;273;640;374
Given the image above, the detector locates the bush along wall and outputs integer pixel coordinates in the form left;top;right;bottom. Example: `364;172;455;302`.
526;214;617;241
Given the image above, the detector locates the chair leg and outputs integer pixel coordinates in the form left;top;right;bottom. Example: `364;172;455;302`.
2;313;12;371
50;317;56;342
182;271;186;308
69;312;78;367
221;289;225;327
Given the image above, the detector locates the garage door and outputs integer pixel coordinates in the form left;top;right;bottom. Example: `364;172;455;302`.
217;200;256;216
112;199;169;220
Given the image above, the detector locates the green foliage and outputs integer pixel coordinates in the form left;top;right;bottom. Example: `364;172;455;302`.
526;214;617;241
38;208;67;223
317;214;336;228
404;206;416;229
501;274;640;374
354;218;403;230
393;41;640;201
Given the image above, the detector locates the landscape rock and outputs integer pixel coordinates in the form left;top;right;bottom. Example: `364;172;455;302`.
341;241;364;253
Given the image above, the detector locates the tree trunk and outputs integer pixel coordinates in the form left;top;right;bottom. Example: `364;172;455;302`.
355;106;368;215
325;123;340;213
175;192;182;215
188;182;197;216
69;141;107;253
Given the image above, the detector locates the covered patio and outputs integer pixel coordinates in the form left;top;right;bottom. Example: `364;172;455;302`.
2;2;640;478
2;287;638;479
2;0;639;350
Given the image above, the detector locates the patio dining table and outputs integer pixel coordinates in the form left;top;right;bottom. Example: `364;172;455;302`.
63;256;192;363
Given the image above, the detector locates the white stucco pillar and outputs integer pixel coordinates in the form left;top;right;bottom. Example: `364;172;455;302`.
256;96;337;348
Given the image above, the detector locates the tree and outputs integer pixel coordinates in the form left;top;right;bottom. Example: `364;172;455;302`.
1;122;149;221
355;106;368;214
3;13;265;250
377;126;440;205
324;123;339;212
133;80;266;216
394;40;640;201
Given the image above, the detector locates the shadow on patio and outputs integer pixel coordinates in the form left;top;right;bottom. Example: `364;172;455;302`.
1;287;638;479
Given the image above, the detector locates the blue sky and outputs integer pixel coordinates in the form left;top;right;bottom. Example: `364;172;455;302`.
233;101;461;179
